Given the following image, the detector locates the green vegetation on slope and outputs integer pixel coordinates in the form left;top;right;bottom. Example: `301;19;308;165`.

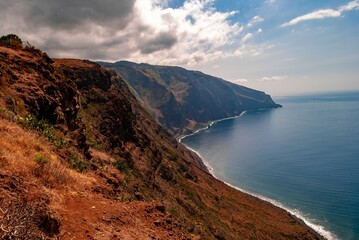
100;61;281;136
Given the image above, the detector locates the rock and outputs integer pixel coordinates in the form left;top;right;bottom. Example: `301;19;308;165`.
38;215;60;236
155;204;166;213
134;191;144;201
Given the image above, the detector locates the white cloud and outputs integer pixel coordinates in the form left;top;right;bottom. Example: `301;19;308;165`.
232;78;249;83
257;28;263;34
259;76;288;81
234;43;274;57
282;9;340;27
247;16;264;28
1;0;269;66
339;0;359;11
282;0;359;27
240;33;253;44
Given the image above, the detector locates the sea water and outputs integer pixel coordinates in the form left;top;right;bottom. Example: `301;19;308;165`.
180;91;359;240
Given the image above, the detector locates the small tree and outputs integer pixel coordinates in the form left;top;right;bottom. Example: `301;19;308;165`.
0;34;22;48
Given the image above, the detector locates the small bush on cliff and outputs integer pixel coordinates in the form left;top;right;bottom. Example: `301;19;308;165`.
113;158;131;174
19;114;68;148
35;154;50;165
69;153;88;173
0;34;22;48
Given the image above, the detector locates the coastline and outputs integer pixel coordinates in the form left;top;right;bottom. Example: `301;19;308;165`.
178;111;248;143
179;111;336;240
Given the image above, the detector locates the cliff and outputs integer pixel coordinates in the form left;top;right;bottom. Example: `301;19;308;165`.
0;39;321;239
99;61;281;136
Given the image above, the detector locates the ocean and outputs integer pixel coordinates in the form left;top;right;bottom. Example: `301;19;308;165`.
180;91;359;240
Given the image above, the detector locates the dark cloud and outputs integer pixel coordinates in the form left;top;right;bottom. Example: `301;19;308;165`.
0;0;136;60
1;0;134;30
32;0;134;29
140;32;178;54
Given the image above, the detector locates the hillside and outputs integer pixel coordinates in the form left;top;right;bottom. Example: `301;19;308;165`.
0;38;321;239
99;61;281;136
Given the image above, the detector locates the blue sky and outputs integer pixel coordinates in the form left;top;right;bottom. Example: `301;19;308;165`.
193;0;359;96
1;0;358;95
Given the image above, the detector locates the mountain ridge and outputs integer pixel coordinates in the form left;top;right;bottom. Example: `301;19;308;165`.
99;60;281;136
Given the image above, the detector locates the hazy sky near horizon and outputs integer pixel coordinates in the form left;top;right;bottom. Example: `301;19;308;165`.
0;0;358;95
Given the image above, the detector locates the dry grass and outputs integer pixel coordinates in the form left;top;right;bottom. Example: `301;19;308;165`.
0;118;93;190
0;198;52;239
0;118;97;239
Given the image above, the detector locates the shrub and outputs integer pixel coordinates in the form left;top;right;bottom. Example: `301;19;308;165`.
113;158;131;174
32;155;72;187
35;154;49;165
19;114;68;148
69;153;88;173
0;34;22;48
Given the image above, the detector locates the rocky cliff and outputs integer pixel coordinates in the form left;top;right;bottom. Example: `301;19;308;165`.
0;39;321;239
99;61;281;136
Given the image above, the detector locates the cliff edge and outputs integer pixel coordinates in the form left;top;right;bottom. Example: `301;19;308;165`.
0;37;320;240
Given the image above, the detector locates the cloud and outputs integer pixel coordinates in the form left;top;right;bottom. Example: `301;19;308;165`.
266;0;276;5
282;0;359;27
232;78;249;84
234;43;274;57
247;16;264;28
339;0;359;11
259;76;288;81
257;28;263;34
140;32;178;54
2;0;134;30
281;9;340;27
241;33;253;44
1;0;267;66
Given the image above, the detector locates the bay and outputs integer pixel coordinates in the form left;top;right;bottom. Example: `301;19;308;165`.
181;91;359;240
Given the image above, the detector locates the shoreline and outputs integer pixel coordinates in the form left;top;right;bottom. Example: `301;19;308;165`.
179;111;337;240
178;111;247;143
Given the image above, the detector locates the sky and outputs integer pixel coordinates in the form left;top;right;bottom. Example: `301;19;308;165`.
0;0;358;96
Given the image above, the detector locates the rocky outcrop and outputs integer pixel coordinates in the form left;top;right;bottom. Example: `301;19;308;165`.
0;45;88;155
54;59;138;154
100;61;281;136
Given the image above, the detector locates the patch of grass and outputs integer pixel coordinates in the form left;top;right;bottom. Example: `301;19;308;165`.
34;154;49;165
113;158;131;174
19;114;68;148
0;119;87;190
169;206;179;217
88;140;103;151
69;153;88;173
115;193;135;202
33;157;72;188
0;107;16;122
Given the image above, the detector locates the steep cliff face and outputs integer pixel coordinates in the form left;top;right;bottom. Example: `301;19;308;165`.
100;61;281;136
0;45;89;155
0;42;321;240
